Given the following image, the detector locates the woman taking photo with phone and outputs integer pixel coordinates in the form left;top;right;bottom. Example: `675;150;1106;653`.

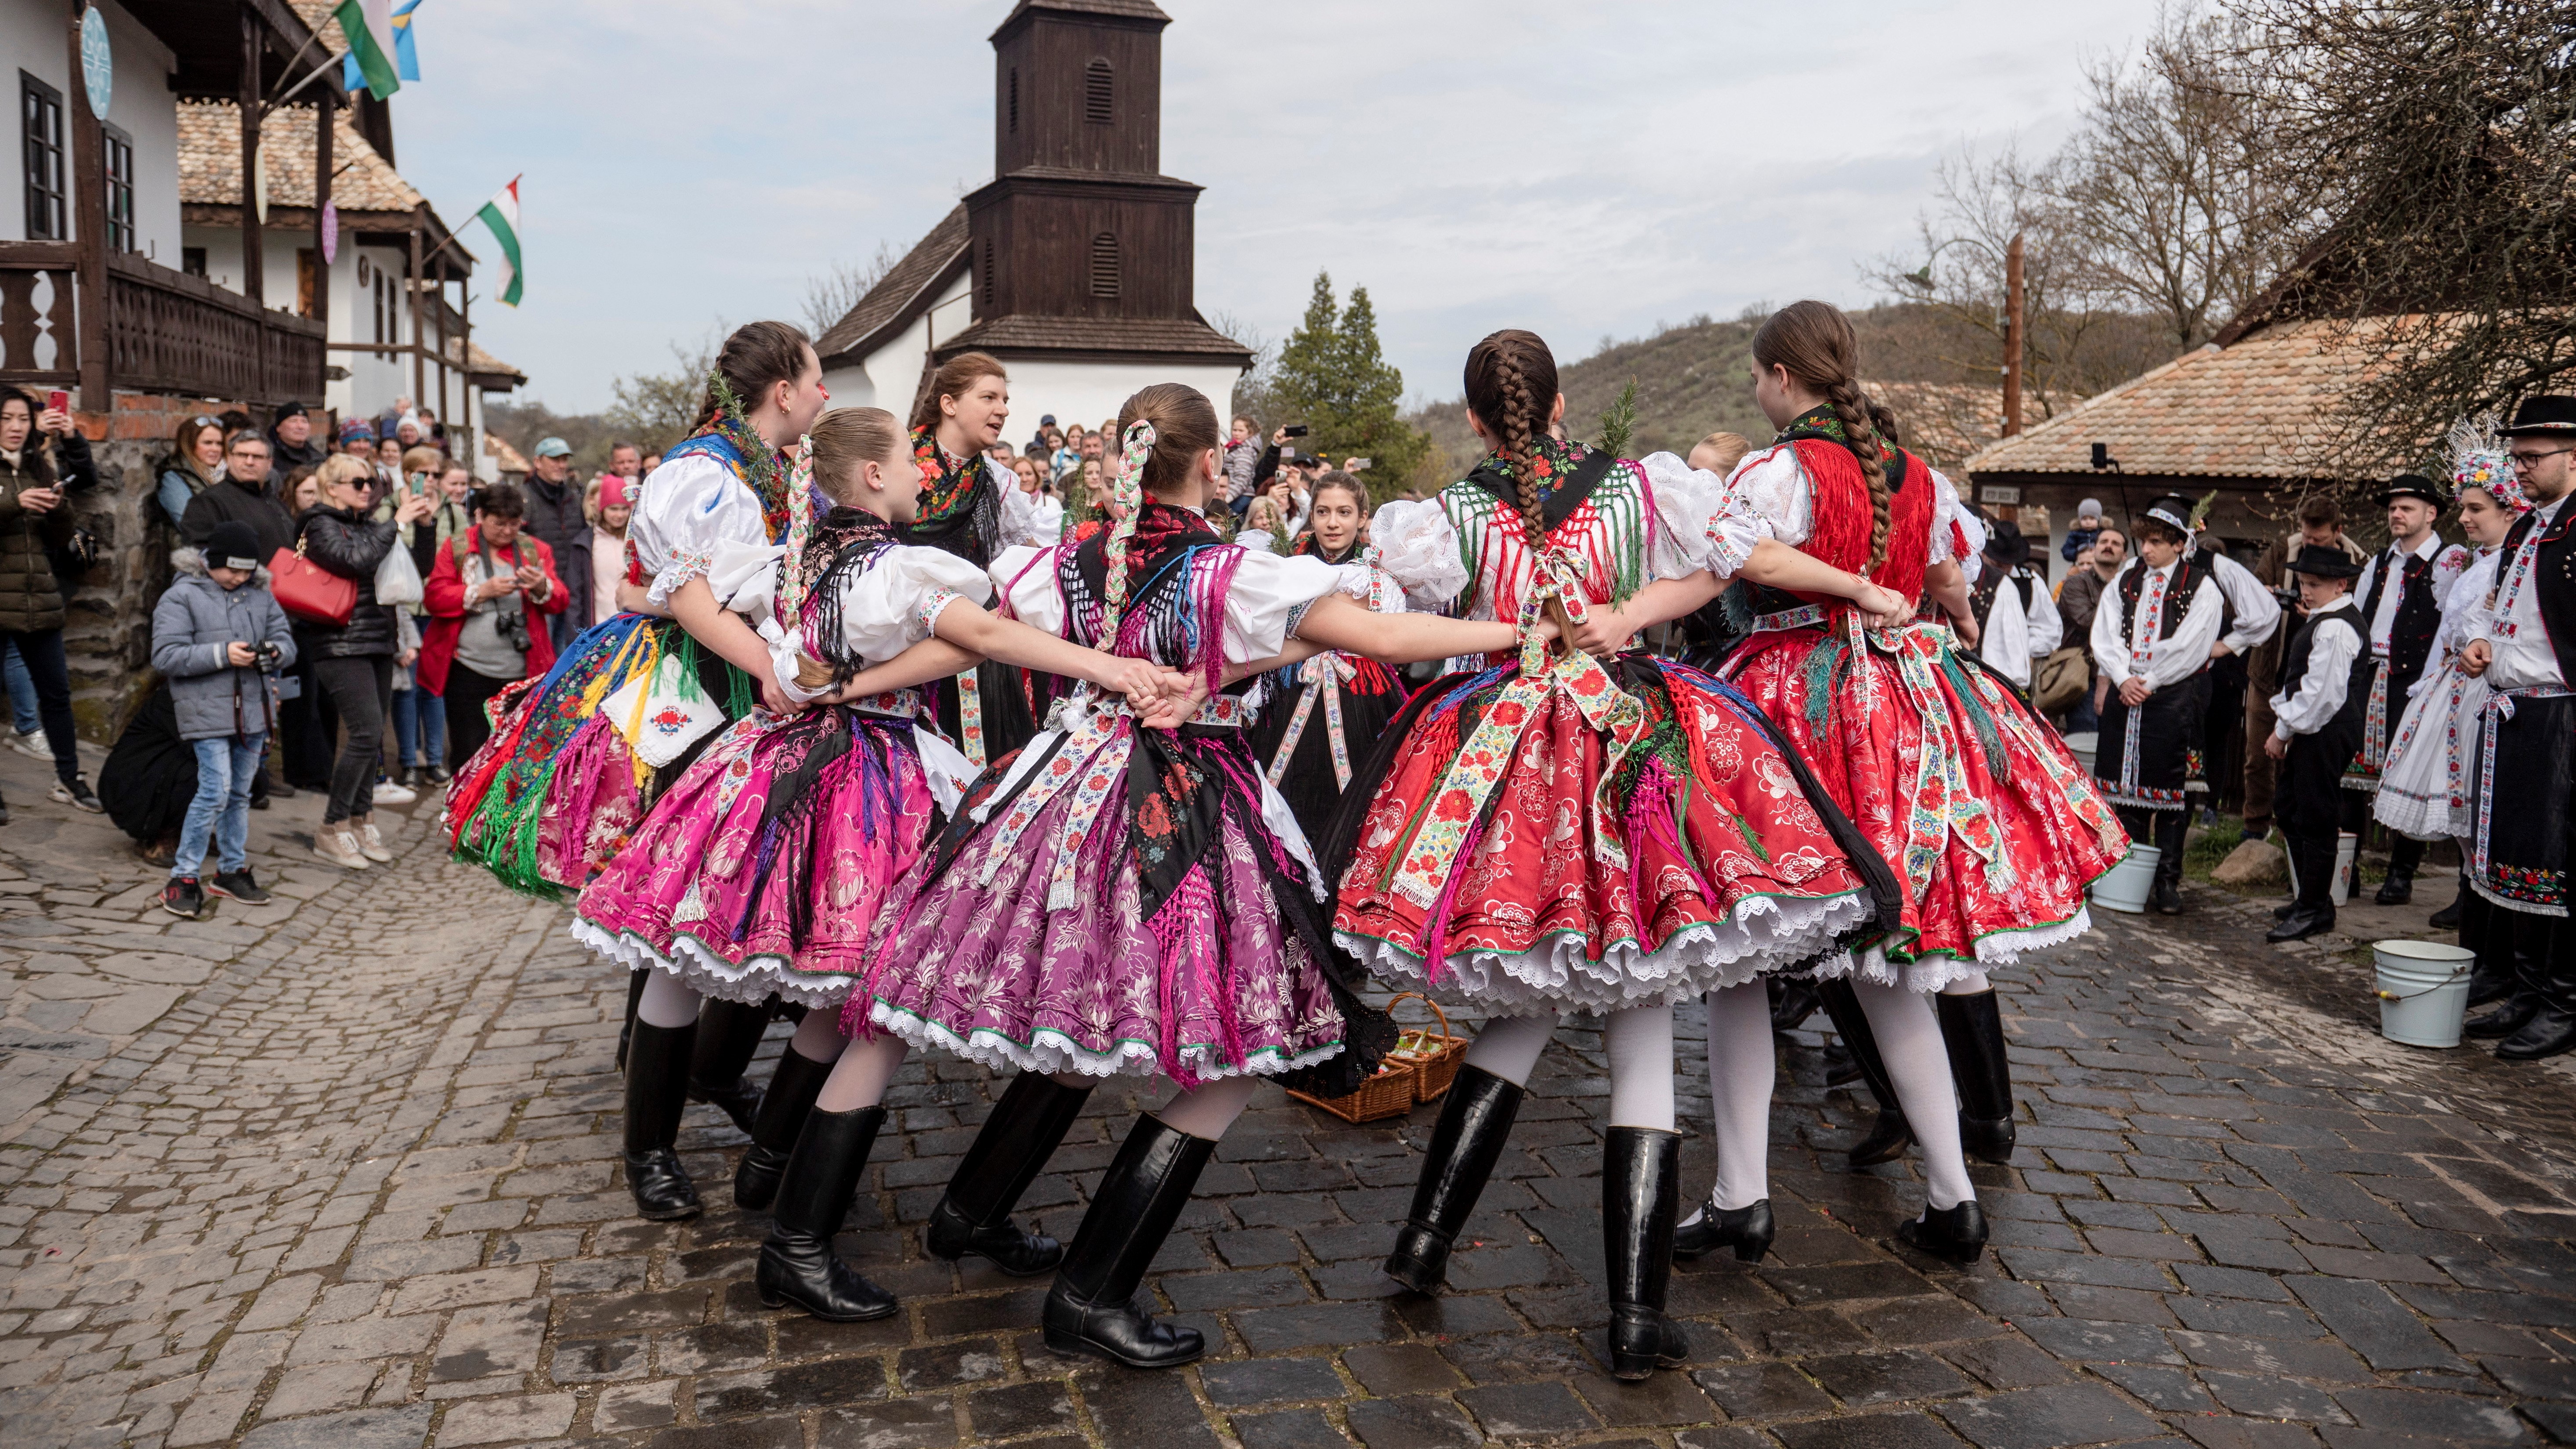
0;387;101;816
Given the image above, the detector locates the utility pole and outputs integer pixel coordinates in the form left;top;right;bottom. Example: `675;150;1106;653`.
2003;232;2025;438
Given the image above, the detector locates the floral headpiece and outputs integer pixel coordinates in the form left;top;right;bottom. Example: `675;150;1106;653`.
1093;420;1158;649
2448;413;2527;514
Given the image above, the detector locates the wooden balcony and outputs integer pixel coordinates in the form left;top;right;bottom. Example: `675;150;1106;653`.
0;240;326;406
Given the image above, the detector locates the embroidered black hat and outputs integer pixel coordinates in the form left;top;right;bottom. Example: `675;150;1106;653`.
2502;395;2576;437
1982;518;2030;570
2139;495;2199;538
2287;543;2363;580
2378;473;2449;507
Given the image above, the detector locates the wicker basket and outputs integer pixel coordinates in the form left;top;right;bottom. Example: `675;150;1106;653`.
1386;993;1469;1103
1286;993;1469;1123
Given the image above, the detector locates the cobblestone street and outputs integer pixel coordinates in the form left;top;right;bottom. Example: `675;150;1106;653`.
7;742;2576;1449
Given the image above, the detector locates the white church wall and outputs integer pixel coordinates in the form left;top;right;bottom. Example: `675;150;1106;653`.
819;272;971;415
987;358;1241;440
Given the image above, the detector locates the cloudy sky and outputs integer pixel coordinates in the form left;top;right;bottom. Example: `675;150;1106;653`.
387;0;2166;413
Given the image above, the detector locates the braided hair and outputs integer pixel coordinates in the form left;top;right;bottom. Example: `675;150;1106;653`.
1463;329;1561;552
695;321;814;429
1753;301;1899;574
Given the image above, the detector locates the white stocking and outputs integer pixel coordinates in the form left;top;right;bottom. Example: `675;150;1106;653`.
1699;982;1776;1212
1154;1073;1259;1141
1603;1005;1676;1132
786;1007;845;1065
636;970;701;1029
1853;980;1975;1211
1939;970;1993;996
816;1031;911;1113
1461;1013;1557;1086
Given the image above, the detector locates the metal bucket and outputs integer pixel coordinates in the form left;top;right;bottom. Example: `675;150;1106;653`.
2372;939;2475;1049
2090;845;2158;915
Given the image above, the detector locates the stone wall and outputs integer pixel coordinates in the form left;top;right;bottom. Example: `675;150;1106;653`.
60;392;248;743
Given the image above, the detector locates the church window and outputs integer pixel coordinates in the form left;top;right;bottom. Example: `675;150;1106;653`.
1090;233;1119;298
1084;59;1113;125
1009;69;1019;133
982;238;995;305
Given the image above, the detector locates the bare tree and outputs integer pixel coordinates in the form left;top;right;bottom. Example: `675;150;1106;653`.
801;243;904;339
2039;5;2306;351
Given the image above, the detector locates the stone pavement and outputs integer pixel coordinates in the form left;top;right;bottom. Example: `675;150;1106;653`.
6;736;2576;1449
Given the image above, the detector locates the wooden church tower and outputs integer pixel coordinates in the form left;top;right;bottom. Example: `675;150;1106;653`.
814;0;1250;428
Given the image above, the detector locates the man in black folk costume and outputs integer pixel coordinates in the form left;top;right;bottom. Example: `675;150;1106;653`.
2090;496;2227;915
2344;475;2469;904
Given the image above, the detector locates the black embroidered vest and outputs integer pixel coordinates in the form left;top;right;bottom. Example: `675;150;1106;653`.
2358;544;2444;686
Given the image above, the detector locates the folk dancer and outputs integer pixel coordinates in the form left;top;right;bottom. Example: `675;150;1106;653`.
2460;395;2576;1060
2263;547;2372;942
2091;496;2228;916
1248;471;1412;841
1343;330;1906;1379
2345;475;2470;903
1969;519;2062;690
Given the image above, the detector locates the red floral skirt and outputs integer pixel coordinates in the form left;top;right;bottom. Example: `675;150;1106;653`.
1724;620;2126;985
1333;655;1877;1013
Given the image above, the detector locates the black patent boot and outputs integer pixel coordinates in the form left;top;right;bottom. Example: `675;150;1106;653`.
1384;1065;1524;1293
1042;1114;1214;1369
1604;1127;1689;1380
754;1106;897;1321
615;970;649;1072
622;1018;703;1221
1672;1198;1774;1264
2469;912;2549;1038
2464;891;2514;1005
2265;834;2339;943
1936;990;2017;1165
927;1072;1093;1275
734;1046;836;1212
1769;977;1823;1034
689;996;775;1135
2149;810;2188;915
1896;1199;1989;1264
2498;927;2576;1061
1818;978;1910;1166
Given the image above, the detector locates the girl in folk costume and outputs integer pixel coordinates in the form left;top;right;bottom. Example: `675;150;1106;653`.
830;385;1527;1369
904;353;1055;767
1578;302;2127;1269
1345;329;1905;1380
441;321;829;1220
2373;424;2523;958
569;408;1179;1229
2345;474;2471;905
1248;471;1412;841
2092;496;2228;917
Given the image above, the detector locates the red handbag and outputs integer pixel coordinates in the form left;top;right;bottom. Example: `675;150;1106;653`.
268;536;357;627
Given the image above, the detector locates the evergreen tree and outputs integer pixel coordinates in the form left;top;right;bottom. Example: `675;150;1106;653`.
1267;271;1433;504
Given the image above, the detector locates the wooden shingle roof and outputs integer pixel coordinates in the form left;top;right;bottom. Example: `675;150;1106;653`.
177;101;422;215
1964;320;2386;483
814;206;970;364
936;313;1252;362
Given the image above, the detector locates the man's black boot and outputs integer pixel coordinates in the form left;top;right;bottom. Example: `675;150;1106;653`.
2498;926;2576;1061
2376;837;2423;905
2468;913;2550;1038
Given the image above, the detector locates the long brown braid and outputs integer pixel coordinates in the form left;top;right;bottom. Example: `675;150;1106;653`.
1464;329;1560;554
1754;300;1900;574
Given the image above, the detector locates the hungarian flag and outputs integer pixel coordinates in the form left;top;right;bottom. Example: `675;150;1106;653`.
333;0;400;100
475;176;523;307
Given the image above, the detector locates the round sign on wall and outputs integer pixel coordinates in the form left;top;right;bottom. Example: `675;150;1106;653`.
322;202;339;264
79;7;112;119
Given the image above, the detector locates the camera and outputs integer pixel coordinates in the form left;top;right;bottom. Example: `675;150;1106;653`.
251;641;283;670
1283;424;1310;438
499;609;533;656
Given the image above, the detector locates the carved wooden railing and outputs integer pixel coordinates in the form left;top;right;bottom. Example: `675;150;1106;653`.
0;242;326;404
0;243;80;389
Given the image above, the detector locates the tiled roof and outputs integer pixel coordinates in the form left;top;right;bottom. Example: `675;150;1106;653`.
485;435;528;473
1964;320;2385;482
448;337;525;387
177;101;421;214
283;1;349;54
998;0;1171;26
1869;380;2005;473
937;313;1252;361
814;206;970;363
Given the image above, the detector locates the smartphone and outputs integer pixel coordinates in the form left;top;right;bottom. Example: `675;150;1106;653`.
1349;458;1373;471
1284;424;1310;438
44;390;69;416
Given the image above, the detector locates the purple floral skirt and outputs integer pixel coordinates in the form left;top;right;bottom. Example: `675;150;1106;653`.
573;705;941;1009
847;722;1352;1083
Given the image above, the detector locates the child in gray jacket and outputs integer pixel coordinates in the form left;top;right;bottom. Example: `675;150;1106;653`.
151;520;297;918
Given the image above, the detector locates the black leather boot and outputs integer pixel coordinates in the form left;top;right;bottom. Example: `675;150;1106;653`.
754;1106;897;1321
2375;837;2423;905
1896;1199;1988;1264
1671;1198;1773;1264
1769;977;1823;1034
733;1045;837;1212
2464;891;2514;1006
1936;990;2017;1165
2429;867;2468;931
615;970;649;1072
2498;925;2576;1061
2469;912;2549;1038
622;1018;702;1221
1603;1127;1689;1380
927;1072;1093;1275
1384;1065;1523;1293
1042;1114;1213;1369
689;997;775;1135
2149;811;2188;915
2266;834;2339;943
1818;978;1909;1166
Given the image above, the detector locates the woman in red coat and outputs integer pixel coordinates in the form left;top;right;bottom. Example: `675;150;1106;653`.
421;481;568;766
